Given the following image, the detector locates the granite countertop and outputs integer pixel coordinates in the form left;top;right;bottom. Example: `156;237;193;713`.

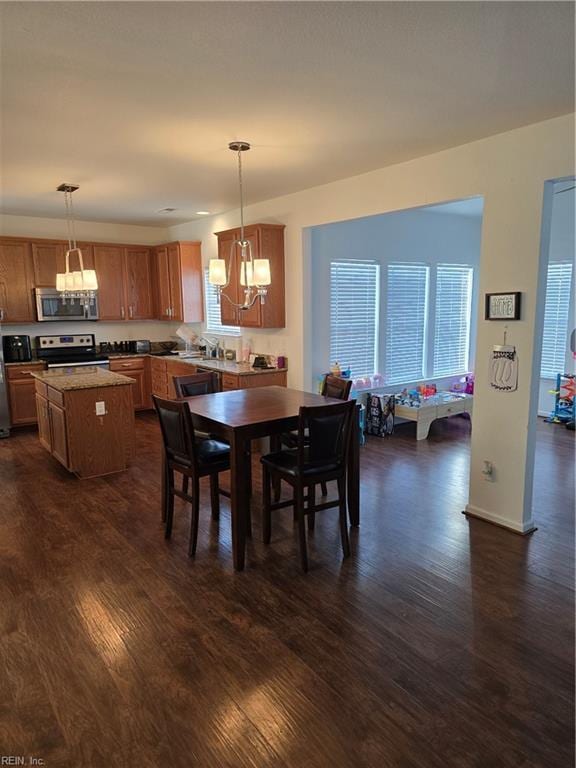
31;367;135;391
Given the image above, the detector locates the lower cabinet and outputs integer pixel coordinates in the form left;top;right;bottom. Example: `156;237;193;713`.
220;370;287;391
109;357;152;410
35;379;135;478
7;363;47;426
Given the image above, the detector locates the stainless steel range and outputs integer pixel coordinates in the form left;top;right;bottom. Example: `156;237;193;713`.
36;334;110;369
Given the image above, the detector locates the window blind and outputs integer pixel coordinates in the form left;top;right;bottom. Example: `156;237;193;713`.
203;269;241;336
541;261;572;378
329;260;379;378
385;264;429;384
433;265;473;377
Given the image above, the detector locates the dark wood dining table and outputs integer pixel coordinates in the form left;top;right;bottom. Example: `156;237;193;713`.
184;386;360;571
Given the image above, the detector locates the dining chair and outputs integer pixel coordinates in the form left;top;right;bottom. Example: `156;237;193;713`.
260;399;355;572
153;395;231;557
274;374;353;499
173;371;220;398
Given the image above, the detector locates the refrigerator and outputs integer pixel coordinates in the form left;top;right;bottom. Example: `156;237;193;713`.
0;310;10;437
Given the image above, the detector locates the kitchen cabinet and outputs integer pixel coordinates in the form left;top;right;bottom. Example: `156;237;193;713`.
155;241;203;323
34;376;135;478
214;224;285;328
93;245;126;320
150;356;169;399
109;356;152;410
0;241;35;323
166;359;197;398
31;240;94;287
95;245;154;321
124;247;154;319
6;363;46;425
220;370;287;391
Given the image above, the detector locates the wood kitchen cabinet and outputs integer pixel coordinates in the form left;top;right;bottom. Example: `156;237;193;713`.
0;240;35;323
154;241;203;323
6;363;46;425
93;245;126;320
31;240;94;287
150;356;169;399
109;356;152;410
220;370;287;391
214;224;285;328
94;245;154;321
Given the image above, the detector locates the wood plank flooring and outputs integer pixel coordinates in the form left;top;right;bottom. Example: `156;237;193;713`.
0;414;573;767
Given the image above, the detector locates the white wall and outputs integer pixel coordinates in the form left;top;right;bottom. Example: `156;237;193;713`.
0;214;169;245
538;183;575;415
0;214;181;345
308;206;482;386
168;113;575;533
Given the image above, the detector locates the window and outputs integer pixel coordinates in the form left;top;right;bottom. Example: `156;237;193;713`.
433;265;473;377
385;264;429;384
541;261;573;378
203;269;241;335
330;260;379;378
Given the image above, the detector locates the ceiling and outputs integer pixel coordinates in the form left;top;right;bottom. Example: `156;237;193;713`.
0;2;573;226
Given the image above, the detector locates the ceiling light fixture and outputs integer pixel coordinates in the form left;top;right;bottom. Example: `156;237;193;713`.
56;184;98;300
208;142;271;309
195;210;211;216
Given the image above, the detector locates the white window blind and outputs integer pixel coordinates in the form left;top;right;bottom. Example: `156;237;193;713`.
541;261;572;378
385;264;429;384
203;269;241;336
433;265;473;377
330;260;379;378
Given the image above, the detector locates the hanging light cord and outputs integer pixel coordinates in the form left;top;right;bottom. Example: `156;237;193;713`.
63;188;78;252
237;147;245;244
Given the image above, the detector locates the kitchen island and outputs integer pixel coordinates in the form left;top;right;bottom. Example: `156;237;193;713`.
32;367;135;478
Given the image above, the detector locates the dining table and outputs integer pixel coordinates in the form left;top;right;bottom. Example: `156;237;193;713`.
184;386;360;571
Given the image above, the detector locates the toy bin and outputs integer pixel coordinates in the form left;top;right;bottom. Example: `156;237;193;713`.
365;393;395;437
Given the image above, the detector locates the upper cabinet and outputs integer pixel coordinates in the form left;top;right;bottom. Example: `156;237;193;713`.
0;240;35;322
214;223;285;328
93;245;155;321
154;241;203;323
31;241;95;287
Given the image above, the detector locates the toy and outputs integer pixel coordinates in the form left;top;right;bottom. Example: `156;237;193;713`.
546;373;575;427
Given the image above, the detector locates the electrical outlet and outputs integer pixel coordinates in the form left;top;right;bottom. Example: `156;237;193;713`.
95;401;106;416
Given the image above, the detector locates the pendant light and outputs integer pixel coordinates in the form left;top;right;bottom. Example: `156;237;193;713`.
208;142;271;308
56;184;98;297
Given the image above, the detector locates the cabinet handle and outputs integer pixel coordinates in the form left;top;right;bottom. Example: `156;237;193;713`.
129;306;134;319
121;306;125;319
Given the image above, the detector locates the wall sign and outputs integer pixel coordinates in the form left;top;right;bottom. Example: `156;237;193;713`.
485;292;521;321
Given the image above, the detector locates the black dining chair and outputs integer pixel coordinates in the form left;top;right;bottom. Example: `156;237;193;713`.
153;395;231;557
260;399;356;572
173;371;220;398
274;374;353;499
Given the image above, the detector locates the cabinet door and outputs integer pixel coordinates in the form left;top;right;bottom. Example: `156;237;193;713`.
155;247;172;320
36;394;51;450
48;402;69;468
125;248;154;319
94;246;126;320
31;241;66;287
218;232;239;326
167;244;183;321
150;358;168;397
0;241;34;322
8;378;38;425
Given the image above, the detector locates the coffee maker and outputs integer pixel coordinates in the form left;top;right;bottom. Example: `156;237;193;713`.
2;335;32;363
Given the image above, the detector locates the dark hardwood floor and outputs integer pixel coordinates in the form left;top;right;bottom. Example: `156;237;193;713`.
0;414;573;767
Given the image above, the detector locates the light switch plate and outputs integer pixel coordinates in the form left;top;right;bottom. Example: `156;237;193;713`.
95;401;106;416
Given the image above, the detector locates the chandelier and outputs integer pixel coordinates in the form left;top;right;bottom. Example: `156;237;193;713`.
56;183;98;299
208;142;271;308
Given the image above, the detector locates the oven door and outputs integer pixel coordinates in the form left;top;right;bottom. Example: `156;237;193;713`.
35;290;99;321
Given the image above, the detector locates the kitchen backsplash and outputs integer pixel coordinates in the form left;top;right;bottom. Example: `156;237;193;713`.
3;321;197;347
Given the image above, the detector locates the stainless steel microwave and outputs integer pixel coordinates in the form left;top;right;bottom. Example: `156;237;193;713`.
35;288;99;322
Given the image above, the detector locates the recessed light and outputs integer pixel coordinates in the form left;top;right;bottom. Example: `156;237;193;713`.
195;211;211;215
157;207;177;214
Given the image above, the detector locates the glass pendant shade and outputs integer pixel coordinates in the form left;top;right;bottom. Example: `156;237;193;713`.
209;258;227;286
239;261;254;287
253;259;271;286
82;269;98;291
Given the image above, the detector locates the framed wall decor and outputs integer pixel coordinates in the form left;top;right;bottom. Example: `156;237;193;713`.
485;291;521;321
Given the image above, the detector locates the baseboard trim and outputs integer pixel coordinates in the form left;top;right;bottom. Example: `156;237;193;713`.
463;505;537;535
